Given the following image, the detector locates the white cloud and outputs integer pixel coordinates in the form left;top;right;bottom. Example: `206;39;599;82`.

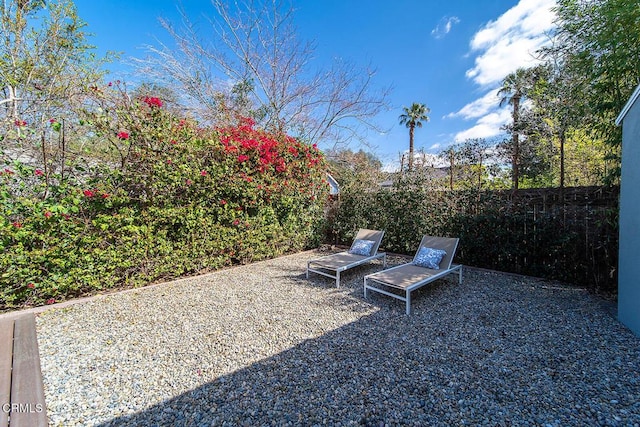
451;0;557;144
454;109;512;142
431;16;460;39
465;0;556;87
420;152;448;168
381;161;399;173
447;89;501;120
454;124;498;142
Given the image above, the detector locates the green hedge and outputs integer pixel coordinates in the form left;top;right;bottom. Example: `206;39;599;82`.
1;102;328;311
330;186;618;293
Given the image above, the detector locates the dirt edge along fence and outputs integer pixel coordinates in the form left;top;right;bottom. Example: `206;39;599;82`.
329;186;619;294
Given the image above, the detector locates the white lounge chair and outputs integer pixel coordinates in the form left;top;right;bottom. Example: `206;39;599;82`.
307;229;386;287
364;235;462;315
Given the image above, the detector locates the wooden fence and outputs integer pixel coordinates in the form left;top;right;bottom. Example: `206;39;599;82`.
459;186;618;292
330;186;620;293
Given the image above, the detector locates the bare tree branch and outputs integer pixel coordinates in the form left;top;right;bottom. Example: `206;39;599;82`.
132;0;390;147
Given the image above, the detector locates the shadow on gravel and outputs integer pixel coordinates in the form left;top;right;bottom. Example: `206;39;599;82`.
280;258;403;314
97;270;640;427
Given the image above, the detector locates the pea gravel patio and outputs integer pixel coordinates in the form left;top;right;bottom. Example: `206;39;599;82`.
35;249;640;426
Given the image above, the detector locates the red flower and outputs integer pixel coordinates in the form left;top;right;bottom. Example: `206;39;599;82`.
12;221;22;228
186;179;193;186
224;145;238;153
14;119;27;127
34;169;44;176
101;193;109;199
143;96;163;108
44;211;52;219
238;116;256;128
62;213;71;220
83;189;95;197
241;139;259;150
49;118;57;123
220;200;227;205
108;82;113;87
3;168;15;175
27;283;35;289
170;140;177;145
46;298;56;305
200;170;208;176
238;155;249;163
233;219;240;226
117;131;130;140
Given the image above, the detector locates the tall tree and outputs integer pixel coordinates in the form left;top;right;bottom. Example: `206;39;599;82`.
135;0;389;148
552;0;640;184
497;68;548;189
530;53;586;189
497;69;530;190
0;0;110;182
458;138;495;191
439;145;459;191
398;103;430;171
326;149;384;193
439;139;499;191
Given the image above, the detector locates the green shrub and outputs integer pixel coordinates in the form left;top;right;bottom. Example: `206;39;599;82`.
1;91;328;311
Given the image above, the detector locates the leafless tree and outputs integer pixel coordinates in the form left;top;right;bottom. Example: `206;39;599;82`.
133;0;390;148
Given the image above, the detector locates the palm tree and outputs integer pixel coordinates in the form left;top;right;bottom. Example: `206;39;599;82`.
399;103;430;171
498;68;532;190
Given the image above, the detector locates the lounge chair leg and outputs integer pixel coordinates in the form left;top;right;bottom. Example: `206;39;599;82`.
406;291;411;315
383;253;387;269
363;278;368;298
336;271;340;288
306;263;309;279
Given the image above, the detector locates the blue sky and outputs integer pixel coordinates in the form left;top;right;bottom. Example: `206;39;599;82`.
73;0;556;169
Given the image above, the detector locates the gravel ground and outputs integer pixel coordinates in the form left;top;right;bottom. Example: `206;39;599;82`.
36;249;640;426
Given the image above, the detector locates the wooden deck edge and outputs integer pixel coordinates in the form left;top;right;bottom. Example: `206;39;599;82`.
0;318;13;427
9;314;47;427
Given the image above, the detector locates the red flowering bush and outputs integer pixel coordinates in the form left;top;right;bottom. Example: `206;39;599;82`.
113;107;328;269
1;83;328;311
143;96;163;108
